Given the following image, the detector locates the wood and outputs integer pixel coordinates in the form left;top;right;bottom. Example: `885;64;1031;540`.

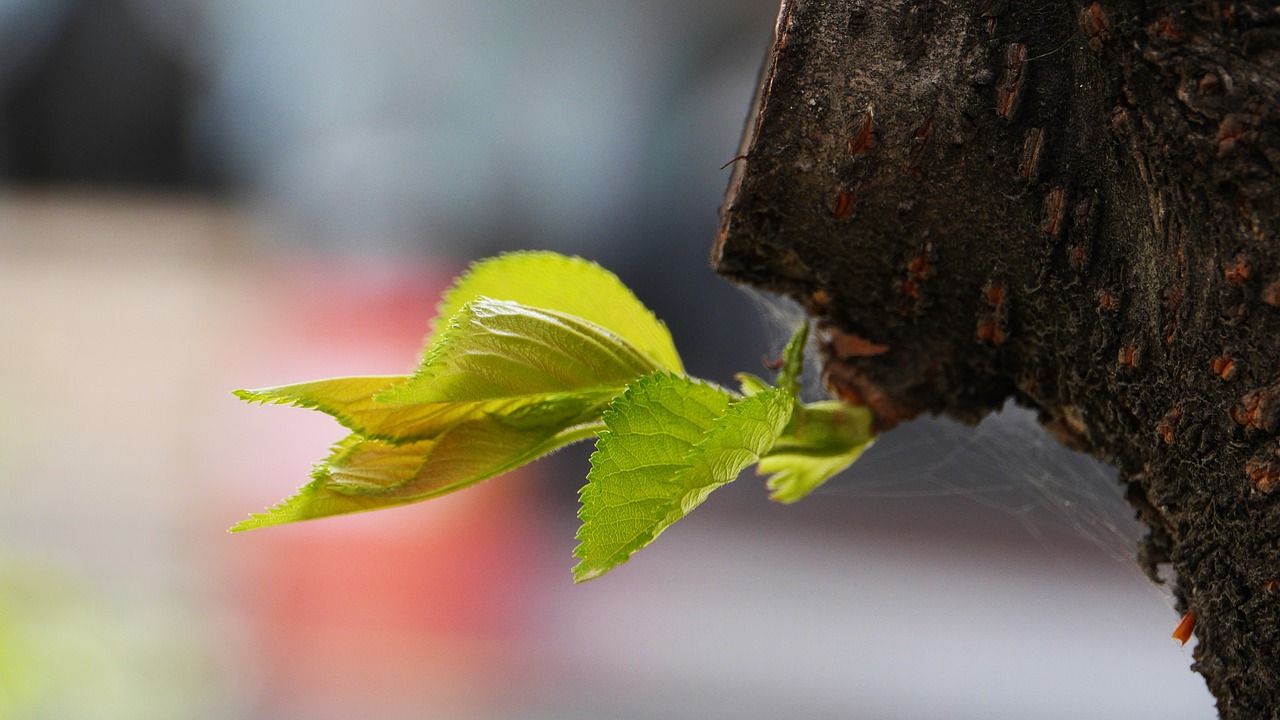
715;1;1280;715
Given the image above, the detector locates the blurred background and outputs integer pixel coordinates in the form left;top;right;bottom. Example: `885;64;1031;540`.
0;1;1215;718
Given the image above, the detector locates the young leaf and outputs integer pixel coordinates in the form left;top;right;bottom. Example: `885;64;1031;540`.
573;373;794;582
378;299;665;405
237;375;617;444
237;298;662;443
427;251;684;373
231;416;604;531
776;321;809;396
759;400;875;504
232;298;673;532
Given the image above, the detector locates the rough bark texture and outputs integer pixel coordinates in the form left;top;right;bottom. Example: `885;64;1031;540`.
714;0;1280;715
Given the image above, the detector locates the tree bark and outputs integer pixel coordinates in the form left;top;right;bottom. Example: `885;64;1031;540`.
714;0;1280;715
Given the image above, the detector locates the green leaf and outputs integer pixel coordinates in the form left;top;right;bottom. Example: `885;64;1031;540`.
378;299;665;406
428;251;683;373
236;376;615;444
759;400;875;504
231;418;604;531
232;298;671;531
777;321;809;396
573;373;794;582
236;298;661;443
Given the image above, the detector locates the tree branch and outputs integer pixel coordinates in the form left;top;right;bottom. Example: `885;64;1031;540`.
715;1;1280;715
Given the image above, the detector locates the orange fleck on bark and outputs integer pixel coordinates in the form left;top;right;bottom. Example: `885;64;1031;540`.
1156;406;1182;444
1172;611;1197;646
1216;115;1247;155
848;107;875;156
1224;254;1251;284
1262;279;1280;307
810;289;832;313
831;189;857;219
995;43;1026;120
907;253;934;279
829;331;890;358
1231;387;1280;433
1067;244;1088;271
1018;127;1044;181
1246;458;1279;494
976;319;1005;346
1151;16;1182;40
1078;3;1111;47
983;279;1005;306
1041;187;1066;236
1097;289;1116;312
907;116;934;170
1228;386;1280;430
1212;355;1238;380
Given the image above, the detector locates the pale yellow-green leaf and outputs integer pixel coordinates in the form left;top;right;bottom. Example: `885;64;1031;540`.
235;375;613;444
236;298;658;442
379;299;663;405
427;251;683;373
230;418;603;531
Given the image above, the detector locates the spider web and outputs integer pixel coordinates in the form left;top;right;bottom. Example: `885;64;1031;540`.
743;289;1147;570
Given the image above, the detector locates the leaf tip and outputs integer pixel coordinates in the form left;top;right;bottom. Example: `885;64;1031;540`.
767;488;803;505
228;508;293;533
232;388;267;404
571;565;605;584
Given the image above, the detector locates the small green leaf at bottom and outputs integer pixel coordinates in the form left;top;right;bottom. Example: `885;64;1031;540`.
760;400;875;504
230;415;604;531
573;373;794;582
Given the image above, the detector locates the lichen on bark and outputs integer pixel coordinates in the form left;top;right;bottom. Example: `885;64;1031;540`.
714;1;1280;715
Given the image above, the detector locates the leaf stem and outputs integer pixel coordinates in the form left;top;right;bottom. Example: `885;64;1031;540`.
555;421;607;446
